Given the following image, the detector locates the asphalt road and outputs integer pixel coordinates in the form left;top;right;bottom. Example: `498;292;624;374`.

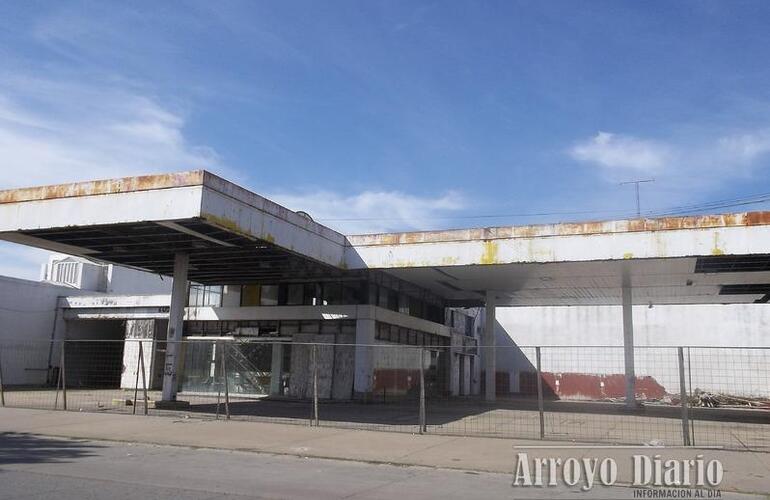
0;433;759;500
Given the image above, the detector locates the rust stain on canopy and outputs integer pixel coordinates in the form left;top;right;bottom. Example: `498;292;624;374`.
0;170;206;204
346;211;770;246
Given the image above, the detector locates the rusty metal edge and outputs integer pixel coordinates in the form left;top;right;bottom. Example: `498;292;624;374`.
0;169;349;245
5;171;770;248
346;212;770;246
0;170;206;204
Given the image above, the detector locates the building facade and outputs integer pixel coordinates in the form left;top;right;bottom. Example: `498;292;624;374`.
13;261;483;401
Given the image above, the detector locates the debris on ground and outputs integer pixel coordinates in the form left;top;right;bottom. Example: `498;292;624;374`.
691;390;770;409
603;390;770;409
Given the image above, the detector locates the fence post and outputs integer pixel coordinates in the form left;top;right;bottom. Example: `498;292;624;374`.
60;341;67;411
536;347;545;439
313;344;319;426
215;343;222;420
132;341;141;415
0;345;5;407
419;348;426;434
139;341;149;415
677;347;691;446
687;347;695;446
222;342;230;420
54;342;61;409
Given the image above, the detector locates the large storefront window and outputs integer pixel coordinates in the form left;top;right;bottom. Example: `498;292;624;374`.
322;282;342;305
286;284;304;305
260;285;279;306
188;284;223;307
240;281;367;307
233;275;447;327
241;284;260;306
374;321;449;347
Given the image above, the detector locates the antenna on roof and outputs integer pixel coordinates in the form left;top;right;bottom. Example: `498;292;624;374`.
620;179;654;217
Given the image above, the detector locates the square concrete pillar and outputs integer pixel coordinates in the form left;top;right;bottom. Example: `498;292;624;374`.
450;353;460;396
161;252;189;403
449;333;462;397
483;292;496;402
270;342;284;396
622;282;636;409
462;356;471;396
353;318;376;400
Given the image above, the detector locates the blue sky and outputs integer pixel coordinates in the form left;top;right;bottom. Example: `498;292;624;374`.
2;1;770;279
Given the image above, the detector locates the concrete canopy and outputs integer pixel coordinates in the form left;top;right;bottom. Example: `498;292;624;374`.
2;170;770;307
347;214;770;306
0;171;350;284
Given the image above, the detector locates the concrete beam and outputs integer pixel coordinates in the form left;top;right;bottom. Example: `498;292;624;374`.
199;181;346;268
0;186;204;234
0;170;348;270
344;215;770;268
60;295;171;309
186;304;453;337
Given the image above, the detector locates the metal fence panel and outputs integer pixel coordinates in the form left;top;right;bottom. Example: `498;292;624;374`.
0;339;767;451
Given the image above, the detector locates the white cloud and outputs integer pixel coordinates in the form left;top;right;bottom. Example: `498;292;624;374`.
571;129;770;182
717;130;770;164
0;74;467;279
268;190;465;234
0;75;227;280
570;131;672;175
0;78;222;188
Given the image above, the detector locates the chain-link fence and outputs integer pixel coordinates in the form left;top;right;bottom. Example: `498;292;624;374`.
0;339;767;451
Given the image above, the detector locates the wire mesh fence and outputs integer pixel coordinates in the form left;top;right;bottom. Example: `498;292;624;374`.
0;339;767;451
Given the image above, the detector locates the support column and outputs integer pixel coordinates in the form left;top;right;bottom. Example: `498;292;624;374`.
449;334;461;397
353;318;376;400
622;282;636;409
483;292;496;402
462;356;471;396
270;342;284;396
161;253;189;402
450;353;460;396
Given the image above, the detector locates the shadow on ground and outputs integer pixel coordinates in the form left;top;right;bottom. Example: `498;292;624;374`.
181;398;542;426
0;433;103;466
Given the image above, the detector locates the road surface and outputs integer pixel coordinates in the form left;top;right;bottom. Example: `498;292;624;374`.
0;433;760;499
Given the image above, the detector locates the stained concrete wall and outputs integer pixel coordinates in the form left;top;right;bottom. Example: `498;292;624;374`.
288;333;354;400
0;276;91;385
496;304;770;348
120;319;162;390
106;265;172;295
370;341;423;398
0;276;83;344
331;335;355;400
494;305;770;398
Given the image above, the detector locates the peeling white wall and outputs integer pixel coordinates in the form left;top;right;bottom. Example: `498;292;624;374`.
496;304;770;347
494;304;770;397
0;276;90;384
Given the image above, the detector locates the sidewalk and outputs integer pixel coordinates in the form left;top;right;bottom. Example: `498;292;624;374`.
1;407;768;496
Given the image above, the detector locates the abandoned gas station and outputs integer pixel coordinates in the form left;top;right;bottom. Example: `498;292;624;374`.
2;170;770;411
